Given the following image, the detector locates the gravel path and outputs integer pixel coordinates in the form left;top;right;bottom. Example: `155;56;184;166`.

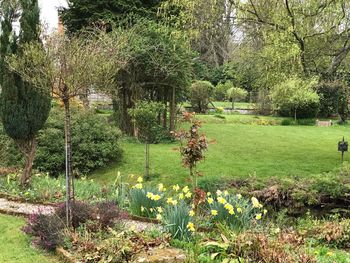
0;198;55;215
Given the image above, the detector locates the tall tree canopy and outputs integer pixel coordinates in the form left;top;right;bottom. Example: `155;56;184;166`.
0;0;51;186
60;0;165;33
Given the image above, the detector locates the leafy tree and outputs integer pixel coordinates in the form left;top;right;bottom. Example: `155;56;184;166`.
173;112;207;191
189;80;214;113
226;87;248;110
128;101;165;179
270;77;319;121
7;31;125;225
0;0;51;186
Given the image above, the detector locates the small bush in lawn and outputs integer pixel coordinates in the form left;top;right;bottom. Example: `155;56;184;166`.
281;119;293;126
129;177;165;218
207;191;266;231
163;200;193;240
55;201;94;229
22;212;65;251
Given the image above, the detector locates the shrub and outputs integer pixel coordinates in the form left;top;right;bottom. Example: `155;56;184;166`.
35;107;123;176
0;124;22;167
317;80;349;121
214;82;233;101
189;81;214;113
281;119;293;126
55;201;94;229
226;87;248;110
22;212;65;251
95;201;125;229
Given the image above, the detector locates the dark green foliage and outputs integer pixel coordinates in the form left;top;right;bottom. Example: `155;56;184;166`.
189;80;214;113
0;124;22;167
60;0;164;33
278;102;319;119
0;0;51;141
317;80;349;121
34;107;123;176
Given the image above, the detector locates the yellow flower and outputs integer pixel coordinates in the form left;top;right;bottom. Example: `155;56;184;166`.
189;210;195;217
150;208;154;212
251;197;260;208
207;192;211;196
228;209;235;215
182;186;190;193
216;190;222;196
178;193;184;200
185;192;192;198
187;222;195;232
217;197;226;204
172;200;178;205
255;213;262;220
135;183;143;189
207;197;214;204
157;207;163;213
224;203;233;211
224;190;229;196
156;214;162;220
173;184;180;191
236;194;242;199
211;210;218;216
326;251;333;257
191;204;195;209
137;176;143;183
141;206;145;212
167;198;174;204
146;192;154;199
263;209;267;215
153;194;161;201
237;207;242;213
158;183;165;192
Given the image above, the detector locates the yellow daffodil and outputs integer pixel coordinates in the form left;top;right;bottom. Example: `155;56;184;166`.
173;184;180;191
236;194;242;199
207;197;214;204
167;198;174;204
157;207;163;213
228;209;235;215
137;176;143;183
224;190;229;196
146;192;154;199
216;190;222;196
263;209;267;215
153;194;161;201
150;208;154;213
182;186;190;193
179;193;184;200
156;214;162;220
207;192;211;196
326;251;333;257
158;183;165;192
187;222;195;232
189;210;195;216
217;197;226;204
224;203;233;211
251;197;260;208
172;200;178;205
191;204;195;209
141;206;145;212
185;192;192;198
211;210;218;216
255;213;262;220
237;207;242;213
135;183;143;189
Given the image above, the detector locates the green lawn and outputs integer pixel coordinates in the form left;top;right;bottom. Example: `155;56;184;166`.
92;114;349;185
0;214;59;263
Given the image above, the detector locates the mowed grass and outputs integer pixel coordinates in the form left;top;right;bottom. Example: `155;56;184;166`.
92;114;349;185
0;214;59;263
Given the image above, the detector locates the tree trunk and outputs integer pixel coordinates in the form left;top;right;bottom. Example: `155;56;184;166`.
63;95;73;227
18;137;36;187
162;91;168;129
145;142;150;179
169;86;176;132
